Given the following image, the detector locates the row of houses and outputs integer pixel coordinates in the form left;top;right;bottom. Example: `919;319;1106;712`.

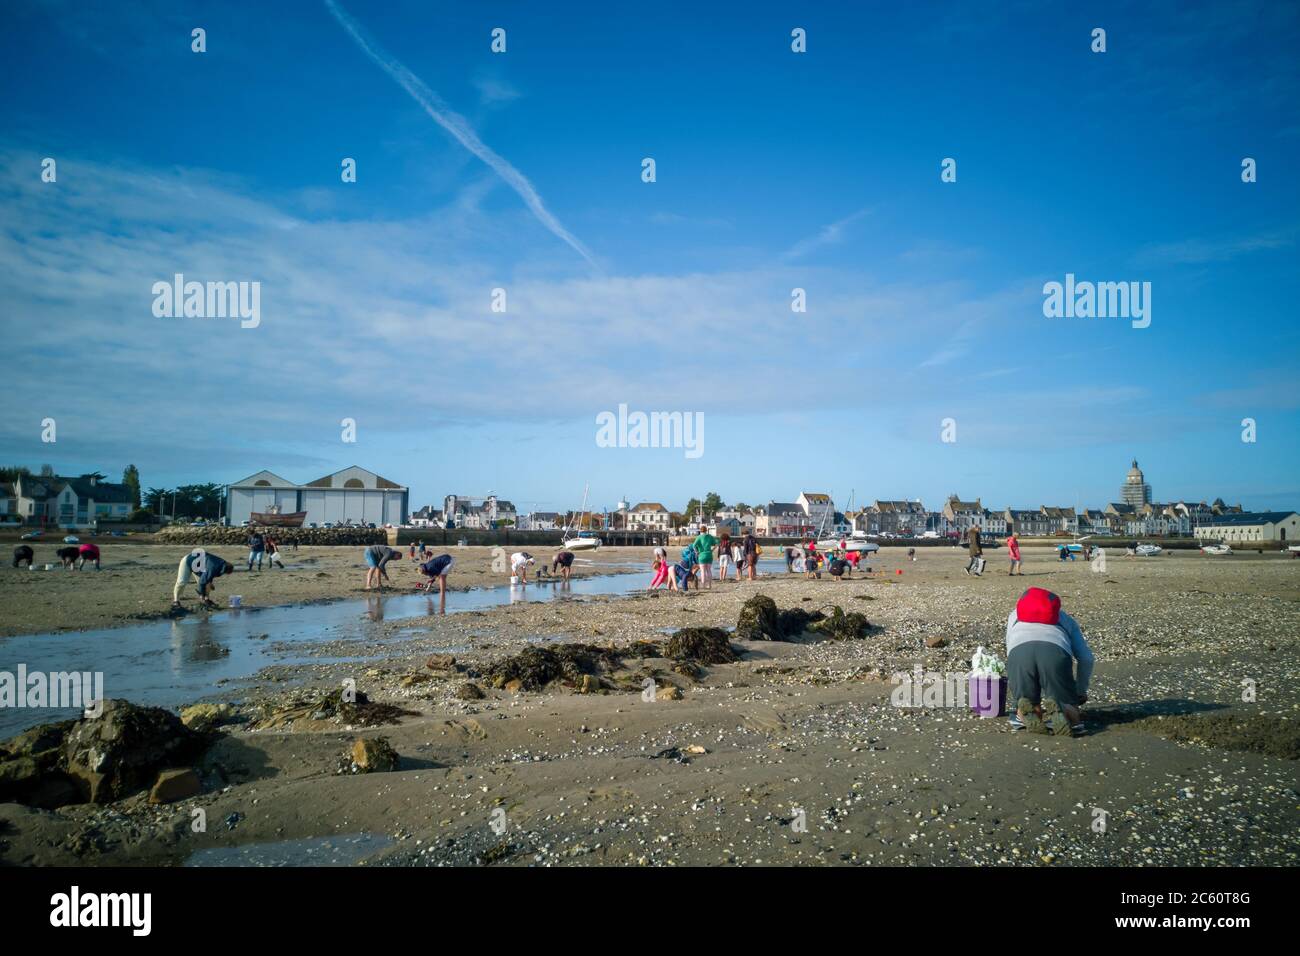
623;493;1263;541
0;473;135;527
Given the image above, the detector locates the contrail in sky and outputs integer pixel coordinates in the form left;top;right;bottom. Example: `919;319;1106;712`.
325;0;597;268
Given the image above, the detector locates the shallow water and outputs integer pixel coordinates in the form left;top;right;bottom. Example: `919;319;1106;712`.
0;571;642;736
184;831;394;867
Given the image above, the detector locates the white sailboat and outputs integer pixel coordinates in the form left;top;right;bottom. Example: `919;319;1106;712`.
815;490;879;554
561;484;601;551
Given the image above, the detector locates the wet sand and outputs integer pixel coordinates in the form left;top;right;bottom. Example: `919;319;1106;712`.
0;543;637;637
1;547;1297;866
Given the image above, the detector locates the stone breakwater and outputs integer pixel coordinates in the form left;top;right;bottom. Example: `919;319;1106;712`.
156;526;386;546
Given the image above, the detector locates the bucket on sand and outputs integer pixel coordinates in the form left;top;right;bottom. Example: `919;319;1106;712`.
969;675;1008;718
44;564;53;571
510;575;519;585
229;595;243;608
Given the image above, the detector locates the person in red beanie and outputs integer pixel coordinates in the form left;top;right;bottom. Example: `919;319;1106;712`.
1004;587;1094;735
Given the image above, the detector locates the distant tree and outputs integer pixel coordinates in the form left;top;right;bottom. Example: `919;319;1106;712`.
39;464;55;477
122;465;142;509
145;487;172;514
0;465;33;483
732;502;750;513
683;498;702;521
174;483;224;520
701;492;725;517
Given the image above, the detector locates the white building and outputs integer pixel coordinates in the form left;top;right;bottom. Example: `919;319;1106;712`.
519;511;561;531
410;505;444;528
715;507;756;531
1193;511;1299;545
226;466;408;527
5;473;134;529
627;502;671;531
798;492;835;528
756;501;814;537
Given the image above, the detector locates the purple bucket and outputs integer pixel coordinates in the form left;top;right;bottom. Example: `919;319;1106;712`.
969;675;1008;718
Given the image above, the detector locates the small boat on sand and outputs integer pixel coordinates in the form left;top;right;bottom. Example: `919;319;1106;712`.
251;510;307;527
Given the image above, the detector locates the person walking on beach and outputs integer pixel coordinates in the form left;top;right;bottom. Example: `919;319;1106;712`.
742;531;759;580
551;550;575;581
1007;532;1022;576
247;530;266;571
364;544;402;590
173;548;233;607
784;546;795;573
1005;587;1094;736
692;528;718;589
12;544;33;568
418;553;454;612
965;526;983;575
510;551;535;584
77;542;101;570
265;536;285;569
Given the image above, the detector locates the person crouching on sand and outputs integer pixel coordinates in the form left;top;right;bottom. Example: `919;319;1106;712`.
552;550;575;581
173;548;234;607
364;544;402;591
56;546;80;569
77;542;100;570
12;545;34;568
418;553;454;612
1005;587;1095;736
649;552;669;590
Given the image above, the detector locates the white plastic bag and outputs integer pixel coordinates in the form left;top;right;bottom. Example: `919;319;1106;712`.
970;645;1007;677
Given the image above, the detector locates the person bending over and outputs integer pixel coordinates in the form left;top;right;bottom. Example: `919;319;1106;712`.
173;548;234;607
1005;587;1095;736
551;550;575;581
364;544;403;591
418;553;455;612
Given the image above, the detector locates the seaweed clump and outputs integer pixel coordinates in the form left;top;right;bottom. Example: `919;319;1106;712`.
666;628;738;665
735;595;829;641
807;605;873;641
485;643;635;692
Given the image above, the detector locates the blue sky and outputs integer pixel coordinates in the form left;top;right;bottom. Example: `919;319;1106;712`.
3;0;1298;515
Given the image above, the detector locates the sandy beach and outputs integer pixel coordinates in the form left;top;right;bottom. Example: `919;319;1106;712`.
1;544;1297;866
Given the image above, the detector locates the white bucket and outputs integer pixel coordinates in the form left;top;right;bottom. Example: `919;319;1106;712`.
44;564;53;571
230;595;243;607
510;575;518;585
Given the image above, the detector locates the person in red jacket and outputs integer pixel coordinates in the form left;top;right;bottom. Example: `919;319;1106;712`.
1007;532;1022;576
